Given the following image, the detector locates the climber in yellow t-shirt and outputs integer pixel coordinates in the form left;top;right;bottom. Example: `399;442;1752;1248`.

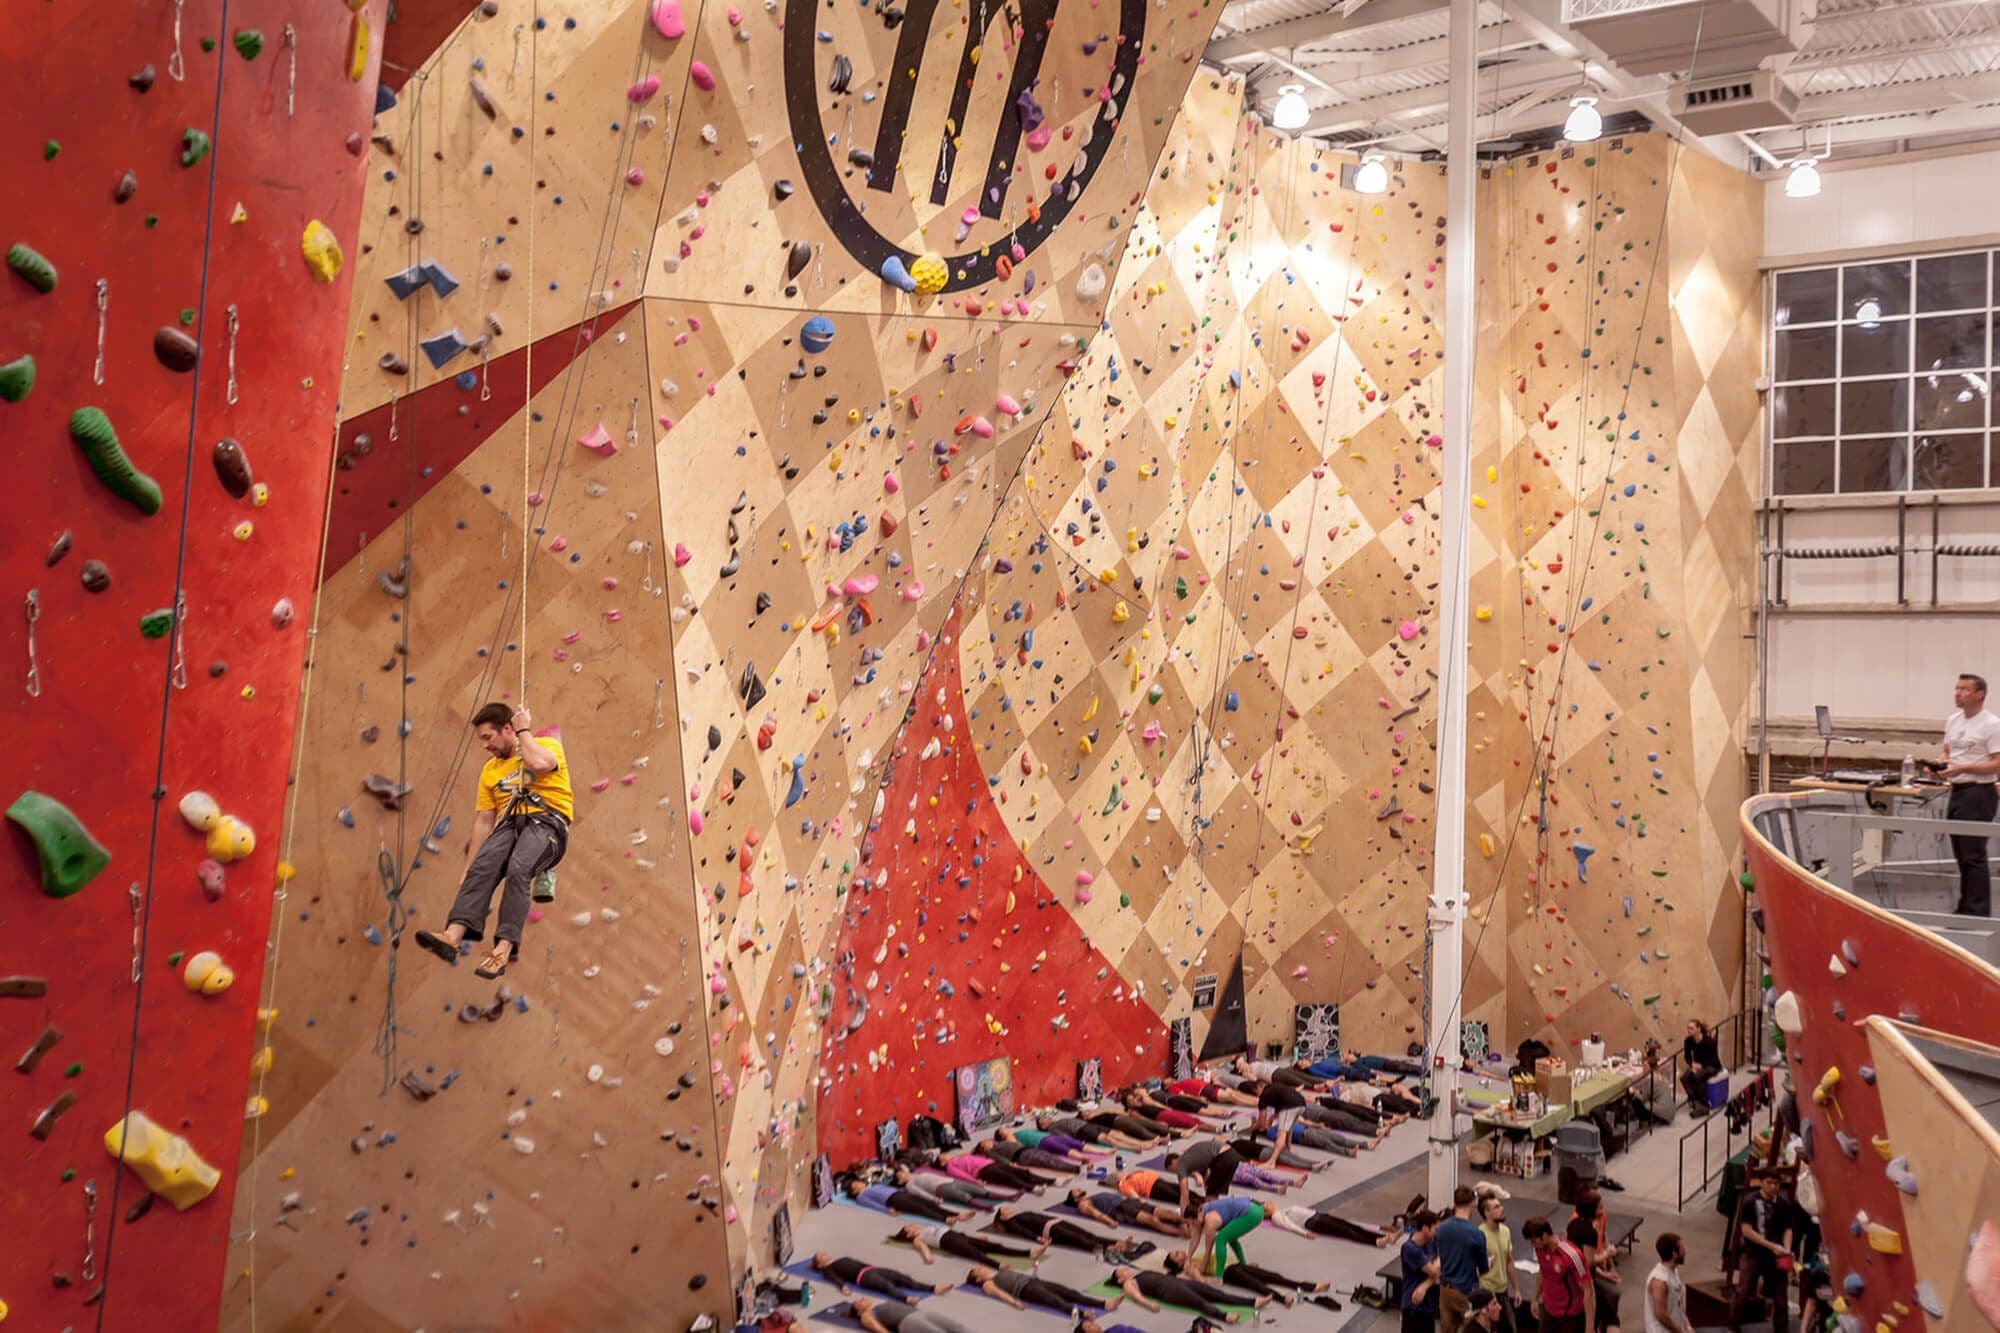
412;702;574;979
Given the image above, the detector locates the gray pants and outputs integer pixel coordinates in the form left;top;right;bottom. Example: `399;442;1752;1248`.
448;815;565;945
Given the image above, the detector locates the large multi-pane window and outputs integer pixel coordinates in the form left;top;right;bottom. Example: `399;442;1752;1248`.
1769;250;1995;496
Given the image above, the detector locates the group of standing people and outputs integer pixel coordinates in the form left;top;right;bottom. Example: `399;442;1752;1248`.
1396;1186;1696;1333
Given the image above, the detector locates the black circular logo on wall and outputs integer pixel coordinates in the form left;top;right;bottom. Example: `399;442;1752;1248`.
783;0;1146;293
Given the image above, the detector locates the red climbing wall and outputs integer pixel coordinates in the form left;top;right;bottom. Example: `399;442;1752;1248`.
1743;794;2000;1327
818;611;1170;1165
0;3;382;1327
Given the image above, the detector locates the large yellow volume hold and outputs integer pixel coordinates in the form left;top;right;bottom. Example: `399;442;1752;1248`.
104;1111;220;1210
301;221;343;283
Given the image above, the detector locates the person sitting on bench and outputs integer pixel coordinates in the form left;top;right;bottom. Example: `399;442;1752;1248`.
1068;1186;1187;1236
1106;1265;1259;1322
845;1295;968;1333
892;1223;1045;1266
965;1264;1107;1314
810;1253;951;1299
841;1176;972;1224
1680;1020;1723;1117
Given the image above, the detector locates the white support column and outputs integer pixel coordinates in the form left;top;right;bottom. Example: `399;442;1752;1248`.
1425;0;1476;1209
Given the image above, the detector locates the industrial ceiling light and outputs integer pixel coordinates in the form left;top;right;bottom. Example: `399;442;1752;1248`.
1354;151;1389;195
1563;95;1602;143
1784;157;1822;199
1272;84;1310;132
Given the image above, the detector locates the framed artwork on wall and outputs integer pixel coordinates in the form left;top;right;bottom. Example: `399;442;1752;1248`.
953;1056;1014;1137
875;1117;901;1160
1169;1017;1193;1081
1077;1057;1103;1101
1294;1003;1340;1063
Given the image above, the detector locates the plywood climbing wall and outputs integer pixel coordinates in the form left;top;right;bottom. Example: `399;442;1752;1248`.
0;4;382;1328
233;0;1223;1316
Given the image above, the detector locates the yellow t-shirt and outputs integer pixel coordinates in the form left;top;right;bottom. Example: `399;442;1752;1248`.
476;736;574;821
1479;1220;1513;1294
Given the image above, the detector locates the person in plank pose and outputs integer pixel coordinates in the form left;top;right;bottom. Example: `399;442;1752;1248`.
413;703;572;979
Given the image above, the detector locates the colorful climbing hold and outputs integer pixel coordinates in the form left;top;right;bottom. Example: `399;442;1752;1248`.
5;790;111;898
69;407;163;515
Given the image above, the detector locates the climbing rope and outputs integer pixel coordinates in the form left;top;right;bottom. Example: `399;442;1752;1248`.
95;0;236;1316
519;0;537;708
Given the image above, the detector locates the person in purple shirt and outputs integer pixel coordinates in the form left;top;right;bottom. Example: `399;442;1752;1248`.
841;1176;969;1223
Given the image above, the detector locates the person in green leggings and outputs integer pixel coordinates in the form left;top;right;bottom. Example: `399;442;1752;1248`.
1198;1195;1266;1276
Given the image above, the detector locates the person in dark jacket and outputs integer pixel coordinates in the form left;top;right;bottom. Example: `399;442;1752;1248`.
1679;1020;1723;1116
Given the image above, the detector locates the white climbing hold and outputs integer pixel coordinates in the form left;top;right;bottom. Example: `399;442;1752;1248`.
572;911;593;927
512;1136;536;1155
587;1064;604;1083
1076;262;1107;300
1773;990;1803;1036
1828;954;1847;977
179;790;221;830
654;1036;676;1056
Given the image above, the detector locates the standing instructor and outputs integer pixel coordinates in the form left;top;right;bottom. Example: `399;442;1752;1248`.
1937;672;2000;916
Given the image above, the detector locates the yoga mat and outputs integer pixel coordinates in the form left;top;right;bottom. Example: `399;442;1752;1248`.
886;1235;1035;1271
1083;1280;1258;1319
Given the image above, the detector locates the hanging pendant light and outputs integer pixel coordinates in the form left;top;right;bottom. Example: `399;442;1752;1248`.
1272;84;1310;132
1784;158;1822;198
1353;151;1389;195
1563;94;1602;143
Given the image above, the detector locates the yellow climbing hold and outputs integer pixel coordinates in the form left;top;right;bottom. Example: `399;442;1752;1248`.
346;10;370;81
1479;832;1495;857
301;220;344;283
910;252;947;296
183;950;235;995
1864;1221;1902;1255
1110;600;1130;623
104;1110;220;1210
206;814;255;863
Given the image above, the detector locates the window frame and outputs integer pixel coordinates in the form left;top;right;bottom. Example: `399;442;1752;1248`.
1767;247;1995;500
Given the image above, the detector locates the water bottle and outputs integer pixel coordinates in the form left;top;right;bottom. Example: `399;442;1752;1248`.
1901;754;1916;786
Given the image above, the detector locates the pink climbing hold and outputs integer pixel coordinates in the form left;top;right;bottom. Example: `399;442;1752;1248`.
901;582;924;601
959;415;995;439
1140;720;1163;743
690;808;704;835
1026;125;1052;152
995;392;1021;416
578;423;617;456
726;5;742;20
673;542;692;567
625;167;646;187
627;75;661;103
961;207;981;226
1398;619;1419;640
882;473;901;494
689;60;715;91
651;0;685;38
842;574;879;596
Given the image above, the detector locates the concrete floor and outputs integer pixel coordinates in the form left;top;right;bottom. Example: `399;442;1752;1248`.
781;1075;1767;1332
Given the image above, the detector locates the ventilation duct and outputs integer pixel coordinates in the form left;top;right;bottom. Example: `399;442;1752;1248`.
1670;68;1800;133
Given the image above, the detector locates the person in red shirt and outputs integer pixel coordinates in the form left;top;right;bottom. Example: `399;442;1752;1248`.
1527;1216;1595;1333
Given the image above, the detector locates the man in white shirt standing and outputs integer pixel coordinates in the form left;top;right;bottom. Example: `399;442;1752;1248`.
1937;672;2000;916
1644;1233;1692;1333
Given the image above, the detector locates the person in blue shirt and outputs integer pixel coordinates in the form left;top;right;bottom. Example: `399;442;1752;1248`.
1401;1208;1442;1332
1433;1185;1491;1331
841;1176;969;1223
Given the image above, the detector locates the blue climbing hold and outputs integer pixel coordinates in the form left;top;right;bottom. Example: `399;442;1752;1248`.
800;315;835;354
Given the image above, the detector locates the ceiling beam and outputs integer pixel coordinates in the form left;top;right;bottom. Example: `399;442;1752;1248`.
1794;68;2000;120
1757;100;2000;150
1207;0;1448;62
1783;32;2000;74
1298;51;1581;132
1806;0;1996;28
1236;21;1539;80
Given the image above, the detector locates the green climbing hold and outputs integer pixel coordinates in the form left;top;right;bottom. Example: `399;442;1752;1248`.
43;140;59;161
0;354;34;403
200;36;216;52
1738;870;1754;891
70;407;163;515
233;29;264;59
5;790;111;899
7;242;57;293
180;127;212;168
139;608;175;638
64;1062;82;1078
166;950;184;967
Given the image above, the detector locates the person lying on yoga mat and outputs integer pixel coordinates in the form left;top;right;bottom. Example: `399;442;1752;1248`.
1122;1083;1225;1128
1096;1091;1189;1138
988;1128;1088;1168
1253;1113;1379;1157
1068;1186;1188;1236
1325;1075;1422;1118
938;1149;1043;1192
1163;1248;1339;1309
810;1253;951;1299
890;1163;1010;1208
841;1177;973;1223
1037;1111;1156;1151
1232;1054;1330;1091
1105;1265;1260;1321
982;1135;1082;1176
1193;1196;1267;1278
991;1204;1153;1260
1305;1092;1392;1136
1111;1167;1185;1208
1269;1202;1392;1247
1080;1105;1177;1143
1164;1143;1293;1200
892;1223;1046;1266
1225;1130;1320;1173
964;1264;1107;1314
845;1295;969;1333
1166;1076;1258;1107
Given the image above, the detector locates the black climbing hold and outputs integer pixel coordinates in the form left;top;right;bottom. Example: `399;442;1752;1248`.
773;179;795;201
45;530;71;566
154;327;199;373
828;55;852;94
207;660;226;678
114;171;138;204
754;591;771;614
786;240;812;279
739;664;765;709
706;726;721;753
379;353;409;375
213;438;252;497
847;148;874;170
130;65;156;92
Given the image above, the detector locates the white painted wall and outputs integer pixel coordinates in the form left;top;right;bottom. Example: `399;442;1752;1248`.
1755;150;2000;728
1763;149;2000;261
